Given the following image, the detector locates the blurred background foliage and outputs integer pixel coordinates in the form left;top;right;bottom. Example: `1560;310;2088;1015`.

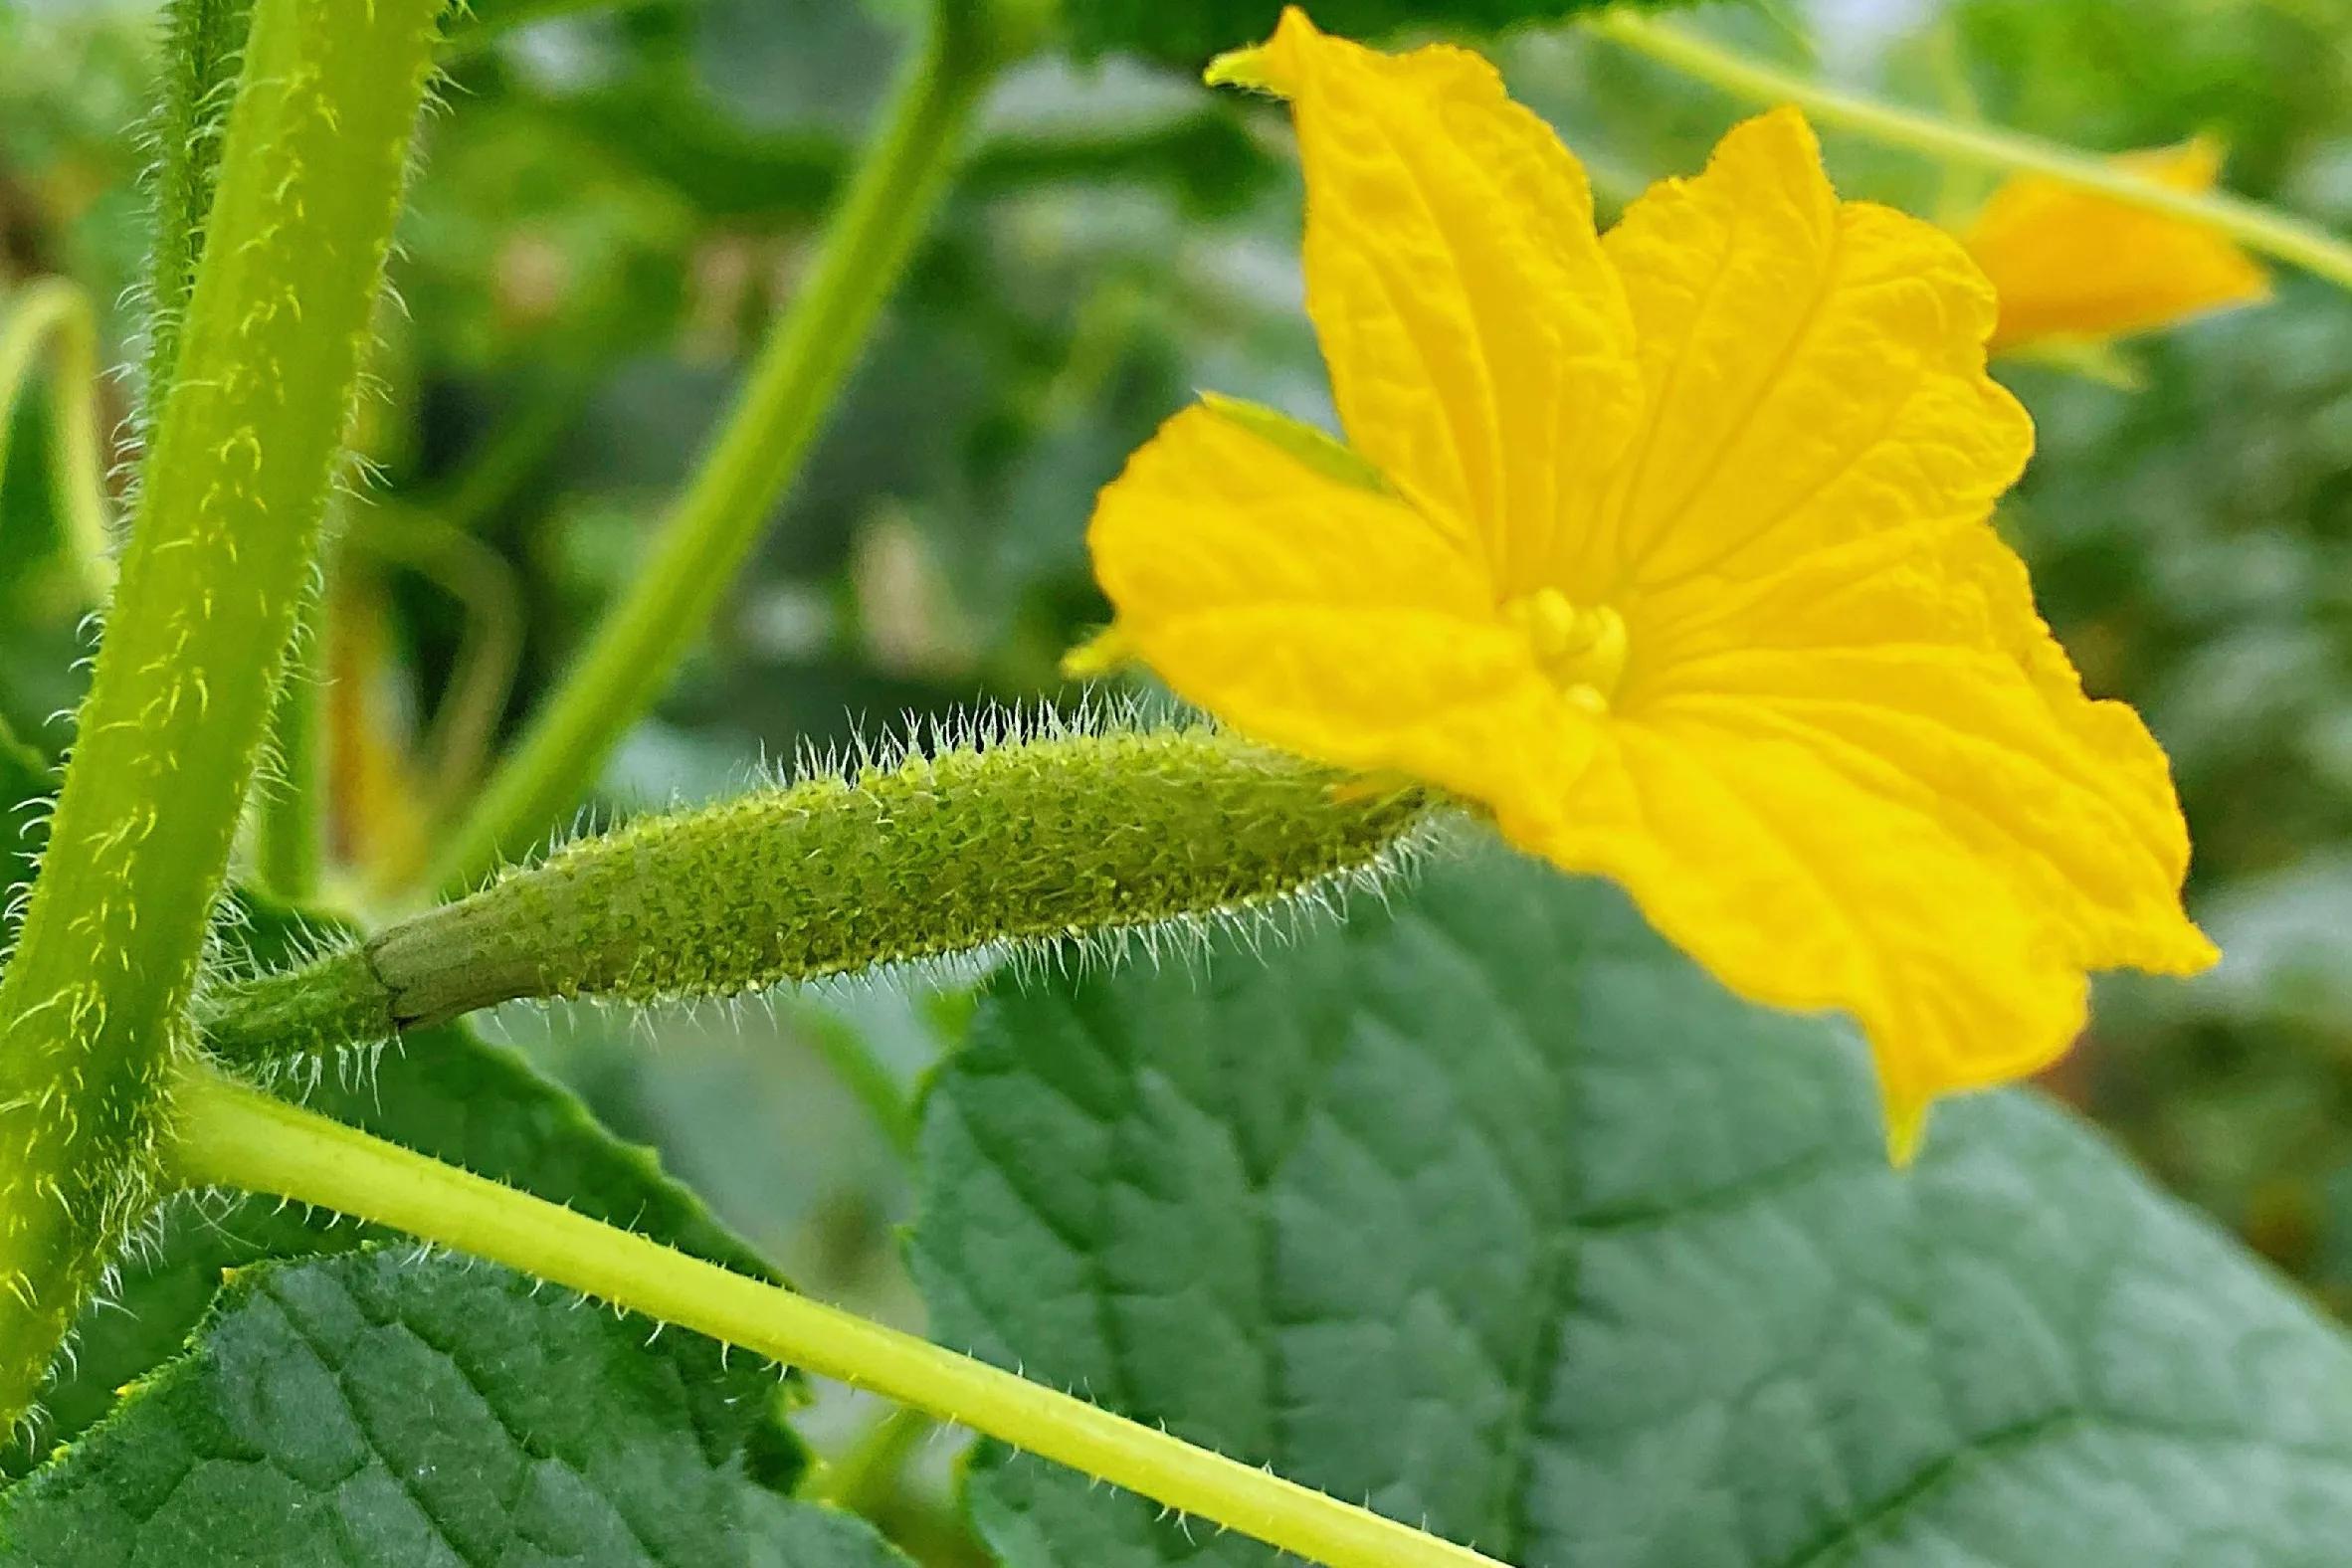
1;0;2347;1554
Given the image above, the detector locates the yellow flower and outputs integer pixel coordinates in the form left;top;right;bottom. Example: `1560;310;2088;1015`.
1074;8;2219;1159
1962;139;2269;354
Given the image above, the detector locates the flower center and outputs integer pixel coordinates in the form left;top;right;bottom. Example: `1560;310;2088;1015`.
1502;589;1627;714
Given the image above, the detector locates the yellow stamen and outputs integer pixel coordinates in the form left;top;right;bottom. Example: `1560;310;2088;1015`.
1503;590;1628;710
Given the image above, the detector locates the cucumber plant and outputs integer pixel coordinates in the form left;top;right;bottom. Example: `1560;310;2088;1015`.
2;2;2351;1566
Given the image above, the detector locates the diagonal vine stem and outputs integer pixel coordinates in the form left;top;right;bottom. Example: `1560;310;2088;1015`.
171;1067;1505;1568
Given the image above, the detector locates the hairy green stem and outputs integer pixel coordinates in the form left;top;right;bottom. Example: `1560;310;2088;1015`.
207;725;1428;1067
253;589;325;901
138;0;258;427
1592;13;2352;291
0;280;112;605
427;0;1001;894
0;0;441;1428
170;1068;1502;1568
167;0;306;906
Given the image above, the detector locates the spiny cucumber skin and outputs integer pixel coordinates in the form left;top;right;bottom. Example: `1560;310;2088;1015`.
0;0;442;1429
387;728;1423;1021
315;728;1425;1038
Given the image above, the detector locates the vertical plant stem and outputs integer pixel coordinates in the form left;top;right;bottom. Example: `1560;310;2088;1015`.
0;0;442;1428
139;0;258;426
426;0;1000;894
254;587;325;901
151;0;311;906
1590;12;2352;291
171;1070;1504;1568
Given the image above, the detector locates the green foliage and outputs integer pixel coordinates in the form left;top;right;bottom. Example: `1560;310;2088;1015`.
0;1249;902;1568
1064;0;1688;65
1;3;2347;1565
205;725;1427;1068
913;849;2352;1564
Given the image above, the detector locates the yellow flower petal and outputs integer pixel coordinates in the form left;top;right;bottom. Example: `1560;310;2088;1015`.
1531;716;2093;1159
1531;516;2212;1139
1212;7;1642;595
1081;20;2217;1159
1588;107;2032;600
1086;400;1599;809
1636;522;2209;976
1962;139;2270;352
1534;108;2210;1139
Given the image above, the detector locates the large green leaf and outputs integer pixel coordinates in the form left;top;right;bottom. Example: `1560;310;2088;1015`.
1065;0;1688;66
910;850;2352;1566
0;1249;907;1568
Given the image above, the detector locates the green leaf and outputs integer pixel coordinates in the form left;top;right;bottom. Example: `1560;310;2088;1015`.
743;1496;925;1568
0;1249;910;1568
910;849;2352;1566
1065;0;1688;67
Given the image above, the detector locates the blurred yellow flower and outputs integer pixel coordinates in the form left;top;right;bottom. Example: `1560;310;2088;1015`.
1963;140;2270;354
1074;8;2217;1159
